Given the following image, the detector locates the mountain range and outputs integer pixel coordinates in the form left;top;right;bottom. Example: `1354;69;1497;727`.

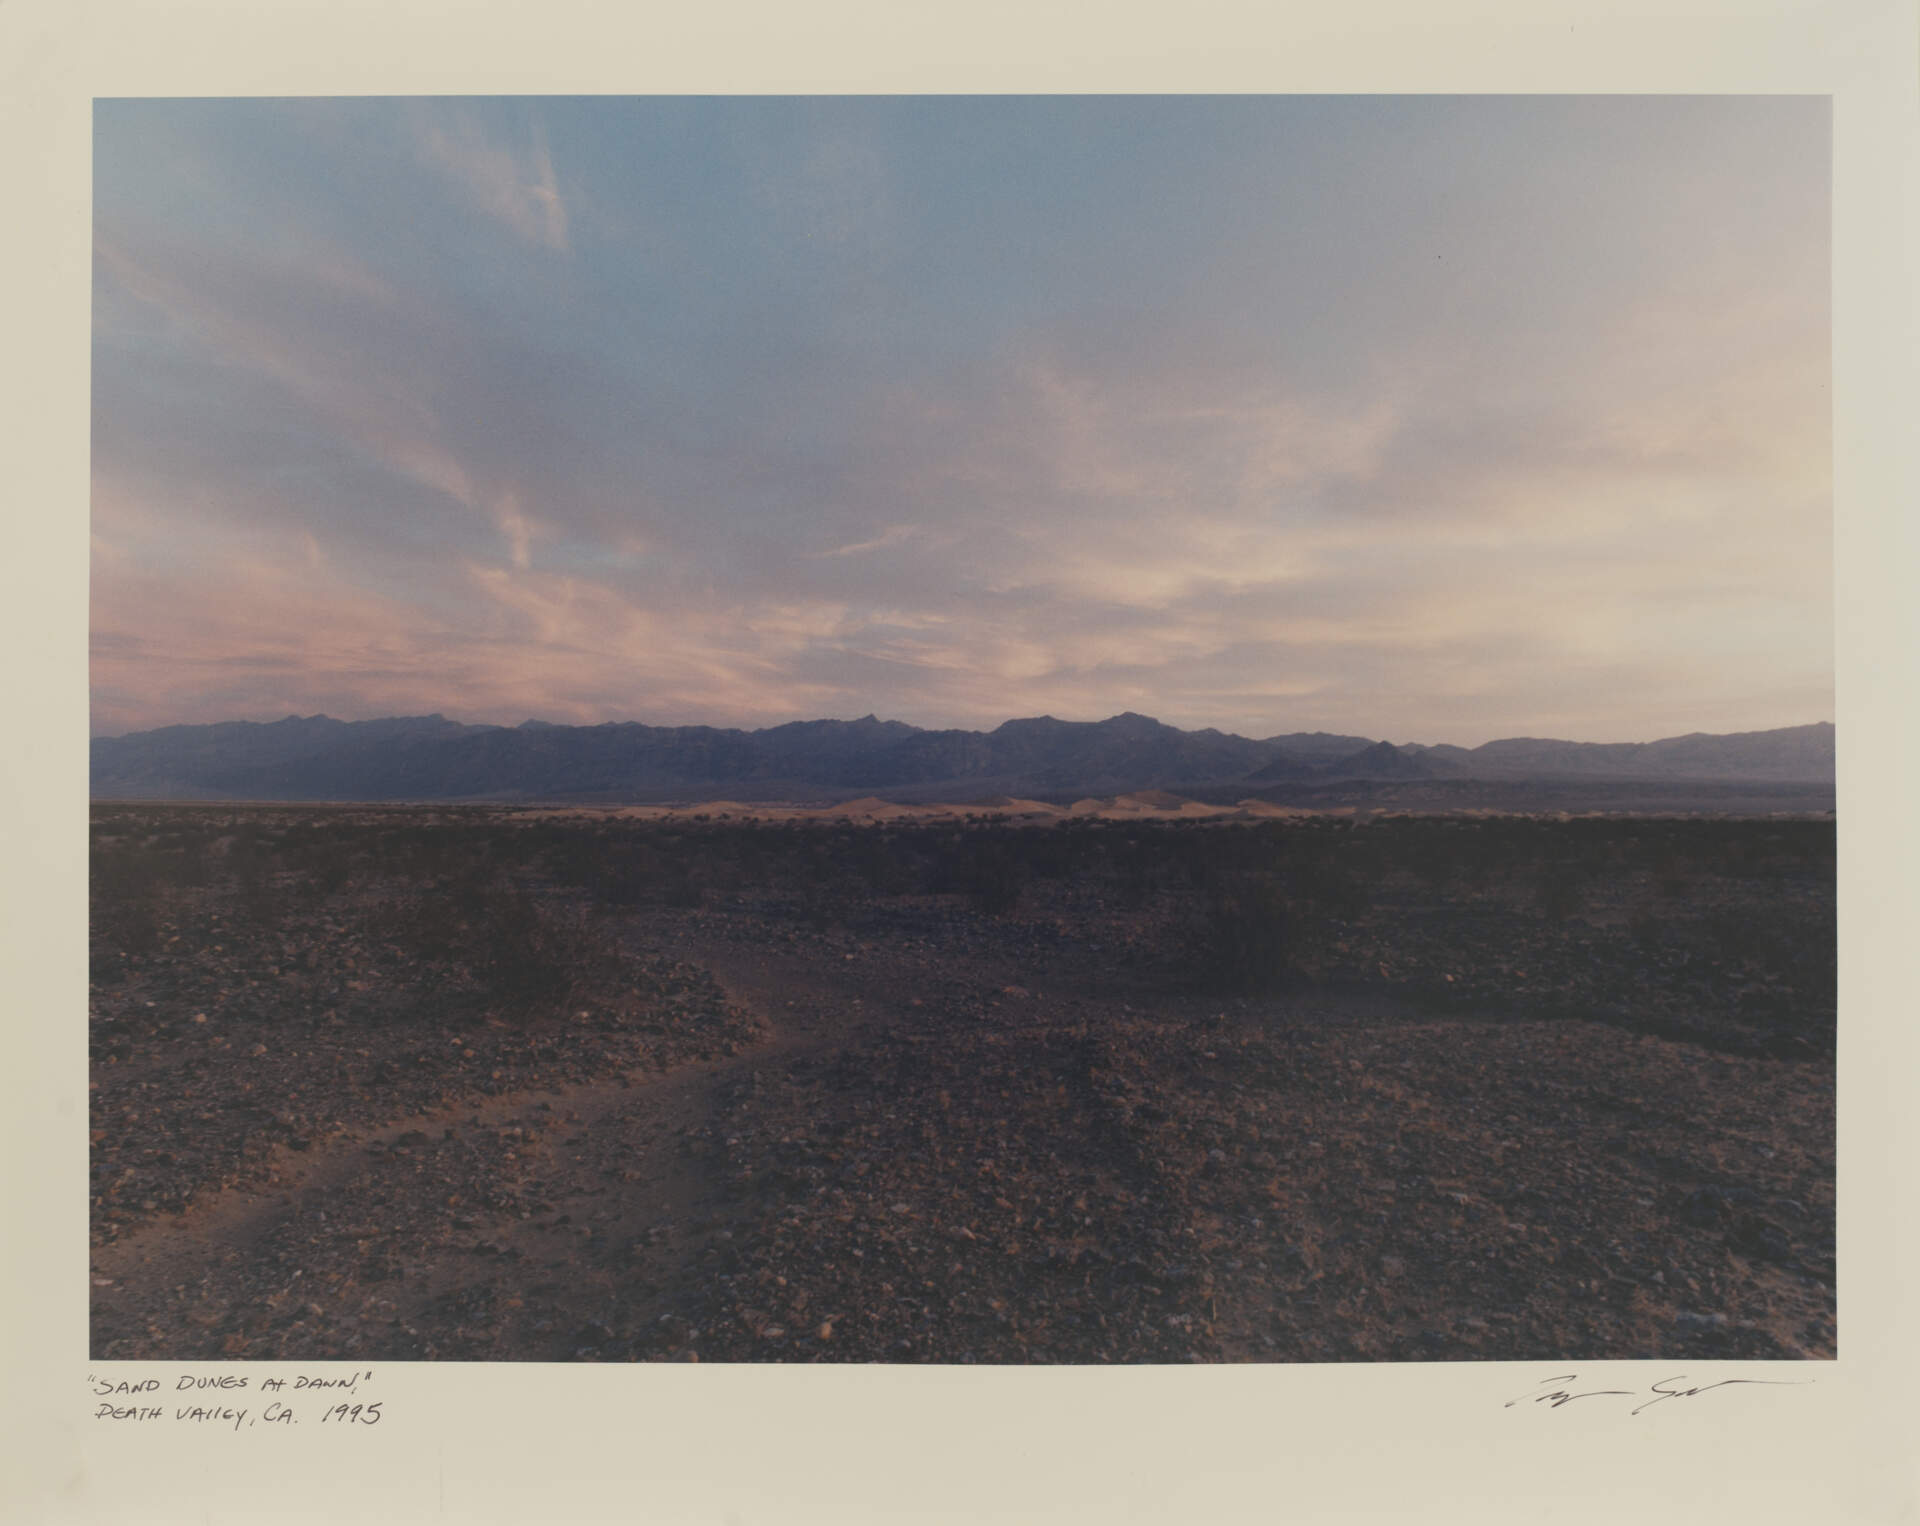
88;713;1836;804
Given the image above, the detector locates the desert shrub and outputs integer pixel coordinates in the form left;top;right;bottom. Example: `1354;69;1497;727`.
1023;829;1079;881
560;830;703;909
586;840;669;907
227;827;293;928
167;836;212;888
474;888;608;1010
400;874;617;1020
304;845;356;899
91;847;164;956
916;829;1029;914
393;824;470;883
849;829;917;895
795;877;858;932
960;837;1029;916
1288;847;1372;922
1653;855;1694;901
402;871;494;962
1402;827;1460;891
1189;873;1297;995
1536;864;1586;923
654;841;703;908
1455;828;1505;891
1108;836;1161;908
921;831;969;896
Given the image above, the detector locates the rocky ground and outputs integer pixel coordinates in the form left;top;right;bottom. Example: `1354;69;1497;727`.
88;805;1836;1363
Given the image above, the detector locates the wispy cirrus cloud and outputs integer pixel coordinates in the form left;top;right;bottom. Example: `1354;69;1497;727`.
93;214;586;580
414;107;569;252
812;525;920;559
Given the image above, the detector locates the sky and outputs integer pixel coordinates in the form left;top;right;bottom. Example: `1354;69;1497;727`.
90;95;1831;745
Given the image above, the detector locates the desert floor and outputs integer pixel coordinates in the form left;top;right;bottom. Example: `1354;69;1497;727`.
88;804;1835;1363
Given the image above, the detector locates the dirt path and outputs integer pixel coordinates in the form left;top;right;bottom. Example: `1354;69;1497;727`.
89;929;873;1361
89;913;1837;1365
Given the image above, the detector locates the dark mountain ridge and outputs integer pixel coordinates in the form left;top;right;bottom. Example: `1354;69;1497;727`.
89;713;1836;804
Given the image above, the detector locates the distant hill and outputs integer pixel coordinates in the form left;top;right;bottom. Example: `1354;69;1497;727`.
1425;723;1835;783
88;713;1836;804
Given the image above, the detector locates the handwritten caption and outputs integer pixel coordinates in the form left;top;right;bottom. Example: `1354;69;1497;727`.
90;1370;383;1431
1505;1372;1814;1417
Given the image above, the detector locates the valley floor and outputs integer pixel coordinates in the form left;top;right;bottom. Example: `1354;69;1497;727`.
88;808;1836;1363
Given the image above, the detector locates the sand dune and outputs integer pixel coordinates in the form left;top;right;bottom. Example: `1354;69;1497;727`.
527;793;1292;825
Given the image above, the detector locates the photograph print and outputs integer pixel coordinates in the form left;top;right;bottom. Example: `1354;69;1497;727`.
87;94;1835;1365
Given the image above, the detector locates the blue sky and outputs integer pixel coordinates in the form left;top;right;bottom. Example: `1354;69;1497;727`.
91;95;1830;743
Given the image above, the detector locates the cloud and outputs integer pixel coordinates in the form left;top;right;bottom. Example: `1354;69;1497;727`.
89;97;1831;744
812;525;920;559
414;108;569;252
92;216;609;582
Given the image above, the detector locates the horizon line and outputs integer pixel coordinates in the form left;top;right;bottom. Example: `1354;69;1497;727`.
90;709;1839;753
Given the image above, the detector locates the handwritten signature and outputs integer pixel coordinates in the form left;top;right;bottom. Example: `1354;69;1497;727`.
1506;1372;1813;1416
